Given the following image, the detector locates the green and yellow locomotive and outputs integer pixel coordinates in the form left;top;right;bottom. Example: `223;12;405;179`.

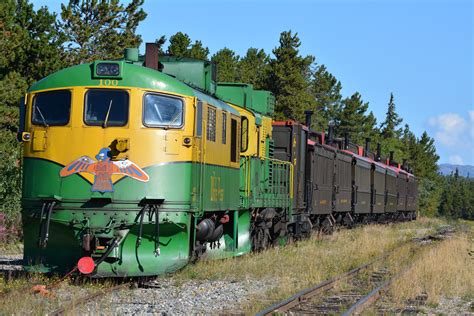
19;45;292;277
19;43;417;277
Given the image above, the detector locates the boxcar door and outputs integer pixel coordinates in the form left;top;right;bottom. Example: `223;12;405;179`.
354;158;371;214
397;172;408;212
385;168;397;213
312;144;335;215
334;151;352;213
372;163;386;214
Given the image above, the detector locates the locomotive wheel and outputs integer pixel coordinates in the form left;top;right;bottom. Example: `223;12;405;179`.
252;226;271;252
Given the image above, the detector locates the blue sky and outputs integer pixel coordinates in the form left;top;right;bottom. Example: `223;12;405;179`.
33;0;473;165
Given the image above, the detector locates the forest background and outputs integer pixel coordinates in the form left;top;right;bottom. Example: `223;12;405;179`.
0;0;472;241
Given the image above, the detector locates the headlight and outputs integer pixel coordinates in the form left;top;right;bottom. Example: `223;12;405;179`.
96;63;120;76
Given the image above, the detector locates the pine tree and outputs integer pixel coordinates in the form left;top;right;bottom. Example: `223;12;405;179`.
59;0;147;65
167;32;191;57
267;31;314;121
0;0;65;83
337;92;371;144
188;40;209;60
380;93;403;139
211;48;239;82
167;32;209;60
0;0;63;228
310;64;342;131
238;48;269;90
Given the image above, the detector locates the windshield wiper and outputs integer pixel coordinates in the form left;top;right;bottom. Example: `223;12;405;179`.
103;99;113;128
35;106;49;127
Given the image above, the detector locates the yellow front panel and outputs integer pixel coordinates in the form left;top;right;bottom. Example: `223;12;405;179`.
24;86;196;183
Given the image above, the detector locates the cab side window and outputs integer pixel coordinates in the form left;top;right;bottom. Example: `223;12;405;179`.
143;93;184;128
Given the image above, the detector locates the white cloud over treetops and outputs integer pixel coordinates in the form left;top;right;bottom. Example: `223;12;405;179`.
428;110;474;165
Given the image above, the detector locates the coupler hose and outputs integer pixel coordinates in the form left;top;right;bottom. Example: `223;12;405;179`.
94;229;129;267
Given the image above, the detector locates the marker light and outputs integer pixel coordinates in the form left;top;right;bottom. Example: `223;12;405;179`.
96;62;120;76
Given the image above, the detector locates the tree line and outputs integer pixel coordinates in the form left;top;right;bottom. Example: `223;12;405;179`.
0;0;469;233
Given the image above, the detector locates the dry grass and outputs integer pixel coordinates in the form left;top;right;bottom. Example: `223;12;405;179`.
173;217;448;313
390;231;474;305
0;273;118;315
0;217;457;314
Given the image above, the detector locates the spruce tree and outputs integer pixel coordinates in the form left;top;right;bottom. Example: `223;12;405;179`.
0;0;65;83
167;32;209;60
238;48;269;90
337;92;370;144
267;31;314;121
211;48;239;82
380;93;403;139
310;64;342;131
0;0;63;228
59;0;147;65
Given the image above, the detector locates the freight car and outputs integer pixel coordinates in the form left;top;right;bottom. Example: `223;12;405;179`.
17;43;417;277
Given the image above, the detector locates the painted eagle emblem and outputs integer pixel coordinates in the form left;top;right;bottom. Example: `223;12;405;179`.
59;148;149;192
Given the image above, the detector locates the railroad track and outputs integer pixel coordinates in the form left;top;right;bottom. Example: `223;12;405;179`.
49;282;130;316
257;226;455;315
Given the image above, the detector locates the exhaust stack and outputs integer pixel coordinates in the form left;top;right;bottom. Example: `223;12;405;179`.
304;110;313;130
365;137;371;157
145;43;159;70
344;132;349;150
376;143;381;161
327;121;335;145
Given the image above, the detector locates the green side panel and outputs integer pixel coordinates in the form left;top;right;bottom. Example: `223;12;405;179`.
191;163;240;213
216;82;274;115
239;156;292;209
252;90;275;115
159;56;216;95
216;82;253;108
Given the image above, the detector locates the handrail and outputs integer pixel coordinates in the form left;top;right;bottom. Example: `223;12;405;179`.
240;155;293;206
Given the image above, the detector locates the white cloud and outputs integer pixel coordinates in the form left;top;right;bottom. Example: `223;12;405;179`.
428;113;467;146
427;111;474;165
448;155;464;165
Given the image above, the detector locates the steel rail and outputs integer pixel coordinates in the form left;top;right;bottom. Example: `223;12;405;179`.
50;283;128;316
257;226;453;316
255;250;393;316
342;266;410;316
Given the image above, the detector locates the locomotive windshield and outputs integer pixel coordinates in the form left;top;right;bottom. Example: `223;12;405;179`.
32;90;71;126
84;89;129;127
143;93;184;128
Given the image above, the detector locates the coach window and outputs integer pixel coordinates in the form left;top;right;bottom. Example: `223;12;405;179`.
241;116;249;152
230;118;238;162
85;89;129;127
32;90;71;126
143;93;184;128
207;106;216;142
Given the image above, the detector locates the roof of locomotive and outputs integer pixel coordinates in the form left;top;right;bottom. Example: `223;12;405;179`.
28;62;239;115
